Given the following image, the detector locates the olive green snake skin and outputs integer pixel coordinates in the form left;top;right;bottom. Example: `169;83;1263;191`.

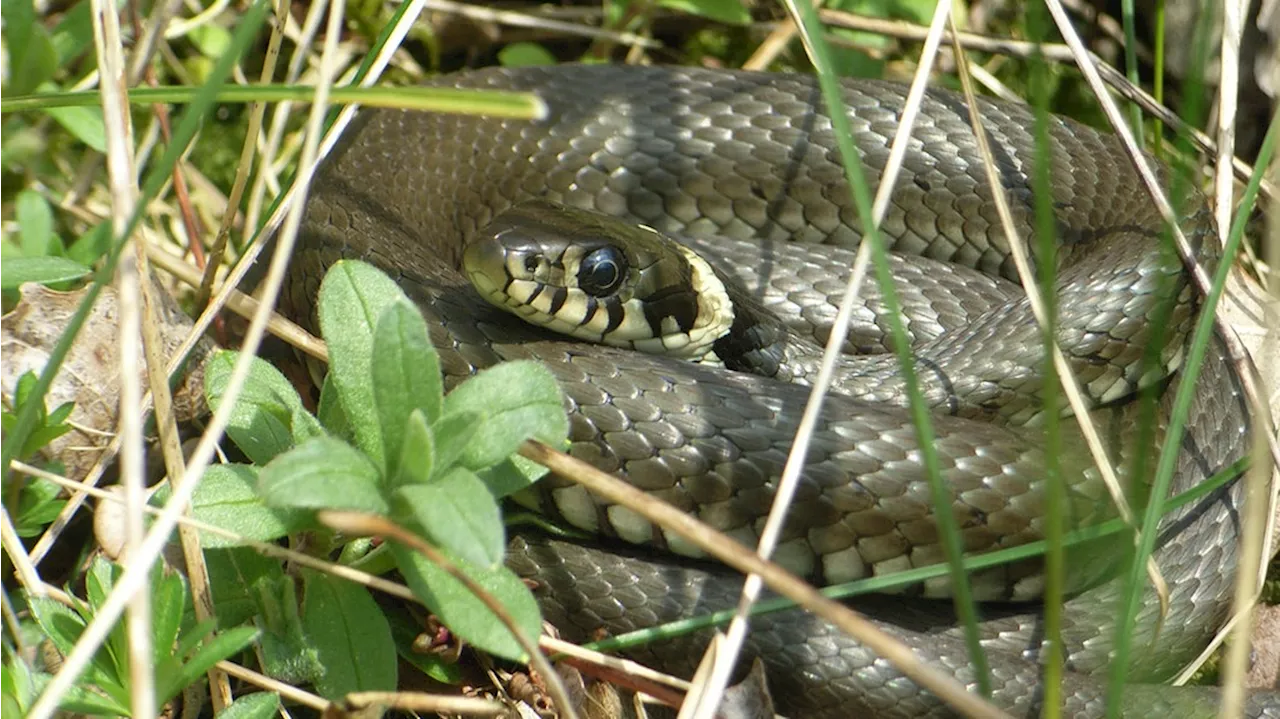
285;65;1272;717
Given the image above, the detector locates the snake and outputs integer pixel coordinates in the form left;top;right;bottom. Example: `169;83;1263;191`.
284;64;1269;717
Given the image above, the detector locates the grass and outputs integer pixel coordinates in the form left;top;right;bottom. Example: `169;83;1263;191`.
2;0;1277;717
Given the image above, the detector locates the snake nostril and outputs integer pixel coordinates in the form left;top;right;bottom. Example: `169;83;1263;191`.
524;255;539;273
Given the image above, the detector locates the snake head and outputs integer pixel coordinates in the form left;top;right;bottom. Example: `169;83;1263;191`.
463;199;734;359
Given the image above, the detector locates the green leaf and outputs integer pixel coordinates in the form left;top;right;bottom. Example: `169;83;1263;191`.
258;436;388;514
429;409;480;477
204;350;321;464
202;547;284;629
149;569;187;668
29;673;130;716
394;467;505;569
656;0;750;24
372;300;443;478
188;23;232;58
390;542;541;662
498;42;557;67
476;455;549;499
318;260;416;469
166;627;258;702
443;360;567;470
3;651;36;713
0;256;91;289
216;692;280;719
301;571;397;698
50;0;93;64
392;409;435;486
2;3;57;95
26;596;86;659
47;401;74;426
256;589;324;684
14;476;66;536
43;104;109;154
66;222;111;266
17;190;57;257
191;464;307;546
316;372;352;441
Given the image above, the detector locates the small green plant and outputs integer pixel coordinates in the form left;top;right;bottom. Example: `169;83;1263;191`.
10;558;258;716
199;259;568;696
2;371;72;535
2;371;74;461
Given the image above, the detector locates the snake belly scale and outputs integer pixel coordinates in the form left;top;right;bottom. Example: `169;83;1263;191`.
286;65;1264;717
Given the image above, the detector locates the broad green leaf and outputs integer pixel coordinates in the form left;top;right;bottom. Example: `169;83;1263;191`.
202;546;285;631
17;190;56;257
258;436;387;514
67;222;111;265
657;0;749;24
372;300;443;478
149;569;187;668
392;409;434;486
190;464;307;546
318;260;415;469
50;0;93;64
43;104;109;154
301;571;397;698
2;5;57;95
0;256;90;289
205;350;322;464
429;409;480;477
316;372;352;441
394;467;504;568
476;455;549;499
216;692;280;719
443;360;567;470
26;596;86;659
390;542;541;662
498;42;556;67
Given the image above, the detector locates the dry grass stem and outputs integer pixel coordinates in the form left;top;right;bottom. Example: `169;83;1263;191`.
520;440;1011;719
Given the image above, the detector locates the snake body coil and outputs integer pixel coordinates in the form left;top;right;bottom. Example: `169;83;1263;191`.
289;65;1265;717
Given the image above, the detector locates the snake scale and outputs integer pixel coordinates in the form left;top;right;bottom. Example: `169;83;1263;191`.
285;65;1270;717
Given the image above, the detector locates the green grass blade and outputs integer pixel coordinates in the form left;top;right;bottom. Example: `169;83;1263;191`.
1105;99;1275;719
1023;2;1066;714
1;85;545;119
786;1;992;697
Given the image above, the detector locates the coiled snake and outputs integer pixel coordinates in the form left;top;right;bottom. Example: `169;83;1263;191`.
287;65;1266;717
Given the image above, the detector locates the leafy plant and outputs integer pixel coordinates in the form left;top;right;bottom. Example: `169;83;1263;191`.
201;259;568;696
16;558;258;716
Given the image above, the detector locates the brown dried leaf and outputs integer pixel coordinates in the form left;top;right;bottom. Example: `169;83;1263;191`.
1;281;213;480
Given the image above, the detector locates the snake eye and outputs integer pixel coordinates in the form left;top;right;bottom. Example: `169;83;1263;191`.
578;246;627;296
